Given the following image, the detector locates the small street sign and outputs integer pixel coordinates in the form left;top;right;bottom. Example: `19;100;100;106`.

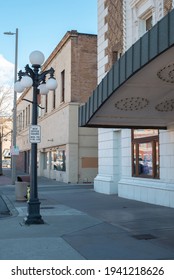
10;146;19;155
29;125;41;143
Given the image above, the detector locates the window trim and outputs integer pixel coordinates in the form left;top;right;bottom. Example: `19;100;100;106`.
52;90;56;109
45;95;48;113
145;15;153;31
61;70;65;103
131;130;159;179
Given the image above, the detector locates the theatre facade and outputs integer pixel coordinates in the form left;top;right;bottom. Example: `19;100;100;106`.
79;0;174;207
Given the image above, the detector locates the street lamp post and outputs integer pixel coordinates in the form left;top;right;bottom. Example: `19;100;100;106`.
14;50;57;224
4;28;18;185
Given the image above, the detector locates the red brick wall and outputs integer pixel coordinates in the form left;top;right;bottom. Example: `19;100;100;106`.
105;0;123;72
71;33;97;103
164;0;173;15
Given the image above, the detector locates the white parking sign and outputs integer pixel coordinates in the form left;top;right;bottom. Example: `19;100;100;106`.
29;125;41;143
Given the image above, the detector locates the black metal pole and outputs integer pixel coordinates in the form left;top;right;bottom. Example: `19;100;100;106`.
24;65;44;224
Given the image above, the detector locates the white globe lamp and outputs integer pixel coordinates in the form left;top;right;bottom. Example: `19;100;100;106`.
38;83;49;95
29;50;45;66
21;75;33;87
14;81;25;93
46;78;58;90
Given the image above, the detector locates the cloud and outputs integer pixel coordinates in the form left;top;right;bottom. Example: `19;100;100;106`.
0;55;14;115
0;54;14;86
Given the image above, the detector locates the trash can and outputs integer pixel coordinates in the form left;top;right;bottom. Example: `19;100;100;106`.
15;175;30;201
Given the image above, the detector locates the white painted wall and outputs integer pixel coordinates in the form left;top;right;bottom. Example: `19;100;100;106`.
94;128;121;194
94;0;118;194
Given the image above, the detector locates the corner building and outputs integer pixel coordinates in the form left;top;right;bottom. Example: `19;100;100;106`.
16;31;98;184
80;0;174;207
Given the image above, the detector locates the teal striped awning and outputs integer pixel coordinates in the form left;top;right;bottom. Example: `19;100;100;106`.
79;9;174;129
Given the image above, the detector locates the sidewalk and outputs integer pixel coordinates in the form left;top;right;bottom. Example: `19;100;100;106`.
0;175;12;185
0;174;12;217
1;170;174;260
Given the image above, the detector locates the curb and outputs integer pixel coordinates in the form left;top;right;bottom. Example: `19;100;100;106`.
0;194;18;218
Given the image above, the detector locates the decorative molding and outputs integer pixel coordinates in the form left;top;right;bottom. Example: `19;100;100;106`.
157;0;164;20
123;0;126;52
130;0;145;8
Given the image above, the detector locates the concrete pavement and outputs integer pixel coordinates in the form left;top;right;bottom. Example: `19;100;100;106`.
1;169;174;260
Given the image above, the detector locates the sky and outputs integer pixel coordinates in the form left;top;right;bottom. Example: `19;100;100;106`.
0;0;97;85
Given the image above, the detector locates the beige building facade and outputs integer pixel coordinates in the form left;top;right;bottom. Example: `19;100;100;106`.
16;31;98;183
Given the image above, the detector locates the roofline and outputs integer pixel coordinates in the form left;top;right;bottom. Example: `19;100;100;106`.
43;30;97;69
17;30;97;105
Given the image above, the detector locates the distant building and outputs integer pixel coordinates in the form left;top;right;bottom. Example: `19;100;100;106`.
16;31;98;183
79;0;174;207
0;117;12;168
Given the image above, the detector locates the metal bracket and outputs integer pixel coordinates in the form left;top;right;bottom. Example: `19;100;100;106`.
22;98;45;109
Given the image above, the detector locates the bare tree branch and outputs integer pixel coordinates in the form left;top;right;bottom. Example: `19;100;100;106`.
0;87;12;174
0;85;13;116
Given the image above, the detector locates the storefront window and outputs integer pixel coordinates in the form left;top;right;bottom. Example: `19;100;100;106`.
132;129;159;178
44;152;49;169
51;149;66;171
51;150;57;170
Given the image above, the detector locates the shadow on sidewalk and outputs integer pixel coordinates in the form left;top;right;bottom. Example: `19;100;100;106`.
0;194;11;217
0;174;12;185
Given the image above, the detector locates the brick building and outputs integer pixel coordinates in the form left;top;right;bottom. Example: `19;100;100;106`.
16;31;98;183
79;0;174;208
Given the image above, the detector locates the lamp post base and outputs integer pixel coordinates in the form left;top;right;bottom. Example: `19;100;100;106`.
24;200;44;225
